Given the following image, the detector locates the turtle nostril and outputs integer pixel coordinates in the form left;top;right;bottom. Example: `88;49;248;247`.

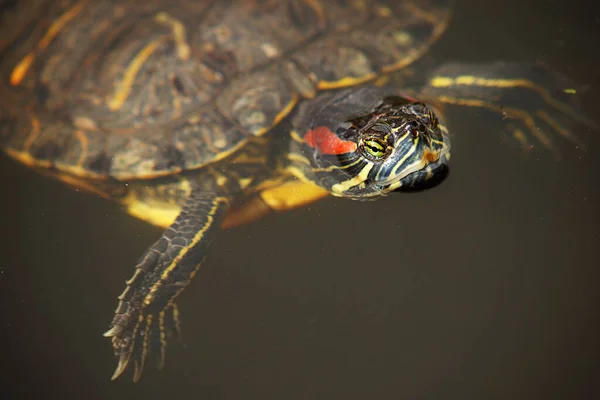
404;121;424;137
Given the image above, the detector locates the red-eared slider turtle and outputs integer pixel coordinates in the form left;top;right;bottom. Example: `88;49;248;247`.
0;0;589;382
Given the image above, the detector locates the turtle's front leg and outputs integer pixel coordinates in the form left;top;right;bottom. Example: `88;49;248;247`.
103;177;229;382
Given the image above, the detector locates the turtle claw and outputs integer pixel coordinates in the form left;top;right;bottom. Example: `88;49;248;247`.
105;314;150;382
105;301;181;381
132;360;145;383
102;324;123;338
111;353;132;381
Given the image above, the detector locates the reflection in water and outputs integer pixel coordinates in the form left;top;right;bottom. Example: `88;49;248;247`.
2;0;599;399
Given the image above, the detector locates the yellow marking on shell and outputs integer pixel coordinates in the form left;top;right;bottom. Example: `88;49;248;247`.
198;125;225;153
380;7;449;76
109;135;247;181
227;155;264;165
274;93;299;125
7;145;115;196
10;1;84;86
260;42;279;58
393;31;413;46
563;88;576;94
5;147;113;197
212;134;229;149
289;130;305;144
430;75;587;125
73;115;98;130
74;130;88;168
380;52;423;75
155;12;191;60
256;93;299;136
355;0;368;11
16;121;110;179
39;1;84;49
56;163;108;180
5;148;49;168
108;40;163;111
143;197;229;306
259;179;329;211
54;170;111;197
331;163;374;195
10;53;36;85
403;3;441;25
246;111;266;126
376;6;392;17
238;177;253;189
317;73;377;90
373;75;390;87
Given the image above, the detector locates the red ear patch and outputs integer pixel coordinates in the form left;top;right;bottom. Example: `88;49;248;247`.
303;126;357;155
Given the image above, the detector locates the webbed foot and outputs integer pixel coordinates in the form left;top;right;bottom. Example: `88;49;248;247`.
104;179;229;381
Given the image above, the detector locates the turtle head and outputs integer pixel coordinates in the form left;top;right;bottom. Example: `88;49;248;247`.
297;94;451;199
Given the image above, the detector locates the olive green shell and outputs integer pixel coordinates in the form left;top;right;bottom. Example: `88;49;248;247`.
0;0;450;180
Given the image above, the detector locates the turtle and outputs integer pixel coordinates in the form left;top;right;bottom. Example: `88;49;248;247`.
0;0;590;382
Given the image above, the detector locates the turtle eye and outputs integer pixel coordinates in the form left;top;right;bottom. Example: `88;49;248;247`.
361;137;389;161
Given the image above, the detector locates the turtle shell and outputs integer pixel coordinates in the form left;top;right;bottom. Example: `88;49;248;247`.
0;0;450;181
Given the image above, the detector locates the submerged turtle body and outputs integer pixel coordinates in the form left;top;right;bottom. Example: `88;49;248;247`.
0;0;588;382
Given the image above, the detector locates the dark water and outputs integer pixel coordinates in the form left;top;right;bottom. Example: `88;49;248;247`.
2;1;599;399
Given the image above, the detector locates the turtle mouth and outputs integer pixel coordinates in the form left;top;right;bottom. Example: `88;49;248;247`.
370;145;451;193
393;164;450;193
376;163;429;189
